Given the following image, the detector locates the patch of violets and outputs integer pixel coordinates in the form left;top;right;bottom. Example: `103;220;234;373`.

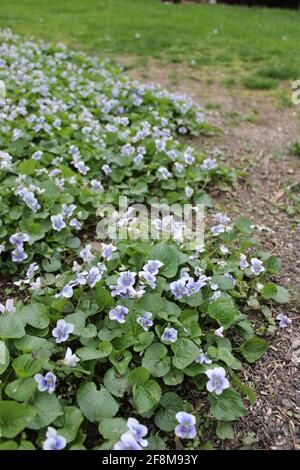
0;30;290;451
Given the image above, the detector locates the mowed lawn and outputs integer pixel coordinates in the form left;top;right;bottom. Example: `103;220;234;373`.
1;0;300;80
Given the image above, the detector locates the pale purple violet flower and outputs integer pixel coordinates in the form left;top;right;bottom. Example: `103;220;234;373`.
250;258;265;276
114;431;142;450
86;266;102;287
136;312;153;331
12;246;28;263
9;232;30;246
102;243;117;261
205;367;229;395
80;244;95;262
170;279;189;299
43;427;66;450
143;259;164;276
34;372;56;394
0;299;15;315
109;305;129;323
52;319;74;343
63;347;80;367
139;271;157;289
211;224;225;236
214;326;224;338
161;327;178;343
50;214;66;231
61;204;76;218
276;313;292;329
175;412;197;439
55;284;74;299
26;262;39;279
195;349;212;365
201;158;217;170
240;254;249;270
69;218;82;230
185;187;194;198
117;271;136;289
127;418;148;447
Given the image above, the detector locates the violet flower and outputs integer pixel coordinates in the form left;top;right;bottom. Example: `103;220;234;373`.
34;372;57;394
109;305;129;323
175;412;197;439
137;312;153;331
205;367;230;395
43;427;66;450
161;327;178;343
52;319;74;343
276;313;292;328
51;214;66;231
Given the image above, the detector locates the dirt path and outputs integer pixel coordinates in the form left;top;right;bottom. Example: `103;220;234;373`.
124;59;300;449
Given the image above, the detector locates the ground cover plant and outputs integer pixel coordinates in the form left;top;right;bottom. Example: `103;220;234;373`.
0;30;291;451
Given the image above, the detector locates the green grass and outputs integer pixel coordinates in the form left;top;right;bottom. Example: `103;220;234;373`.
257;65;300;80
1;0;300;75
241;75;278;90
289;141;300;157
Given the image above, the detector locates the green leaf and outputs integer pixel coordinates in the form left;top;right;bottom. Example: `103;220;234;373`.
12;354;48;378
0;340;9;375
19;219;47;243
59;407;84;443
141;343;170;377
0;312;25;339
231;374;256;406
128;367;150;385
94;286;115;310
217;347;242;370
208;297;237;329
98;418;127;440
42;257;62;273
211;275;235;291
171;339;199;369
28;392;63;430
103;368;130;398
19;159;36;175
133;331;154;352
18;441;36;450
262;283;289;304
97;341;113;358
185;290;203;307
240;337;268;363
0;401;37;438
0;441;19;450
133;380;161;413
235;216;253;234
216;422;235;440
148;243;179;278
15;335;53;356
77;383;119;421
154;408;177;432
136;293;163;314
163;368;184;386
21;302;50;329
265;256;281;275
147;435;166;450
154;392;183;432
210;389;246;421
76;345;111;361
109;350;132;375
5;378;36;402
